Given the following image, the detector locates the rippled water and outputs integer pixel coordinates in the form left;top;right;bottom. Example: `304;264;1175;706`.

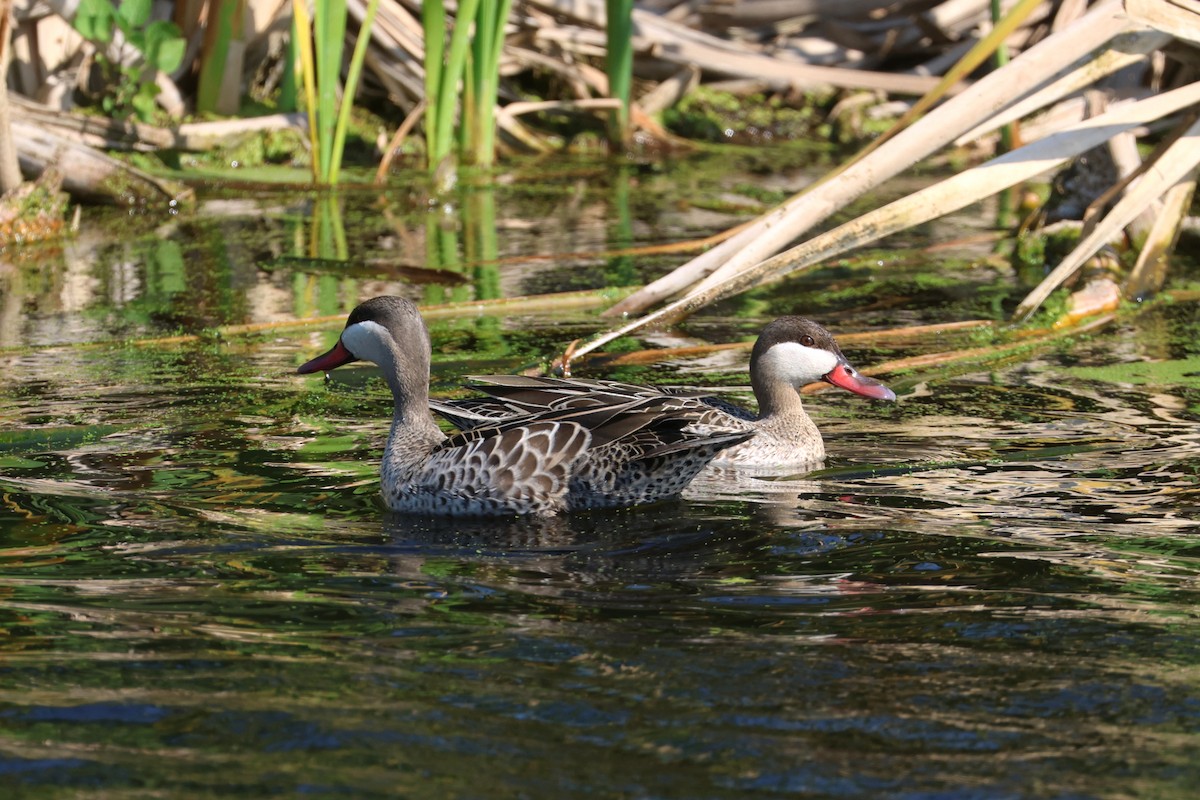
2;169;1200;797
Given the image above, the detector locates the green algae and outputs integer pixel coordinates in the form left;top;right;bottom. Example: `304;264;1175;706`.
1065;356;1200;388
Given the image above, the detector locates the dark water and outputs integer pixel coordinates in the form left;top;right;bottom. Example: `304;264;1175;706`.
2;161;1200;798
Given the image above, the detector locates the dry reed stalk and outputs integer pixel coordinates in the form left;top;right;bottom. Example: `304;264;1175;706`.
952;31;1167;145
603;0;1136;319
562;79;1200;369
1013;112;1200;319
799;312;1119;394
374;99;426;183
585;320;995;368
0;288;637;358
1124;176;1197;300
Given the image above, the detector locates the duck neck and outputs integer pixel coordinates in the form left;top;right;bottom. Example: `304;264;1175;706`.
749;376;823;462
379;349;443;453
752;373;809;422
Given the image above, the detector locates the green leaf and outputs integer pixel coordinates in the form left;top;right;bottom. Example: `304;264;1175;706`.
73;0;115;43
144;21;186;73
118;0;152;29
131;83;160;122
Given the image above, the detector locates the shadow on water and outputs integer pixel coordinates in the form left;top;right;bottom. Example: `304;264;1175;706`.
2;157;1200;797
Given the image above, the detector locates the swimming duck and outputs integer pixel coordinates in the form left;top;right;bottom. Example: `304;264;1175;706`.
297;296;754;516
434;316;895;470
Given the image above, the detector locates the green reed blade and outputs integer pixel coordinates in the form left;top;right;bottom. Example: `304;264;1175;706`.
469;0;512;165
423;0;446;163
605;0;633;147
314;0;347;183
329;0;381;186
196;0;237;113
430;0;482;169
292;0;320;183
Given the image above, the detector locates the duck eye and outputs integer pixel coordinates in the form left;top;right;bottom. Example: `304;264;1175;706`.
800;335;815;347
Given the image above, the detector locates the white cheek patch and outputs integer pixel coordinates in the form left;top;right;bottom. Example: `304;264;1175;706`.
758;341;840;386
341;319;393;364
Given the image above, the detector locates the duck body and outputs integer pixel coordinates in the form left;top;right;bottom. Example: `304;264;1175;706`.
298;296;754;516
436;316;895;471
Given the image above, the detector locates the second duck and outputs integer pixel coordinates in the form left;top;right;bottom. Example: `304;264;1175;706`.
435;315;896;470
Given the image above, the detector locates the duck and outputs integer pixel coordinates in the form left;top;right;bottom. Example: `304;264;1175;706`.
297;296;755;516
433;316;896;470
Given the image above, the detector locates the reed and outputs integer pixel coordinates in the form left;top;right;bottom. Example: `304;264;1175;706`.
418;0;630;168
422;0;446;166
422;0;528;170
604;0;634;148
312;0;346;183
466;0;514;165
292;0;319;175
293;0;380;185
990;0;1016;228
196;1;239;114
425;0;483;172
329;0;380;185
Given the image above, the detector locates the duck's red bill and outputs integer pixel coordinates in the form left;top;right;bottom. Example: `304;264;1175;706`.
298;340;356;374
823;363;896;401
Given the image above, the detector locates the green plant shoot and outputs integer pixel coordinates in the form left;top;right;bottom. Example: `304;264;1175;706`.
73;0;185;122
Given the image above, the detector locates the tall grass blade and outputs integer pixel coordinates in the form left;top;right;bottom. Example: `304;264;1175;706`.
423;0;446;164
196;1;238;114
604;0;633;147
279;31;298;112
466;0;491;160
470;0;513;165
329;0;381;185
431;0;484;170
990;0;1016;227
314;0;347;183
292;0;320;182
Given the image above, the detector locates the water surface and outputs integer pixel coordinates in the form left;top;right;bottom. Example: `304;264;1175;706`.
2;160;1199;798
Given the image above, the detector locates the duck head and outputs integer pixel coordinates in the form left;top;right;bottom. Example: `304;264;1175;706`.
750;316;896;403
297;296;432;404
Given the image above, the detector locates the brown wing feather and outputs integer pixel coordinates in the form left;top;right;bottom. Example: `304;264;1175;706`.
416;421;591;513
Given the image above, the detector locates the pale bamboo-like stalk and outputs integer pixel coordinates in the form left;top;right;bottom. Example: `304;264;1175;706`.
602;0;1143;318
953;29;1169;145
683;0;1144;301
561;83;1200;368
1013;114;1200;320
1124;175;1197;301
